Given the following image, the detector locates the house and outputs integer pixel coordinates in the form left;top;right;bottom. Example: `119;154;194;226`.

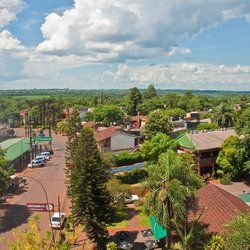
176;129;236;175
184;111;211;130
189;183;249;234
0;138;31;171
95;126;139;152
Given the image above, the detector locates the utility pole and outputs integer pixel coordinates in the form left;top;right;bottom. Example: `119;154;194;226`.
23;175;55;244
58;196;62;235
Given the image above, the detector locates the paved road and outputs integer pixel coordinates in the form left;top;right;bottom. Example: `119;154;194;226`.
0;133;68;249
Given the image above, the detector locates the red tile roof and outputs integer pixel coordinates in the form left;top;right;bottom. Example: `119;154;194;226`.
95;126;121;141
95;126;137;142
189;183;249;233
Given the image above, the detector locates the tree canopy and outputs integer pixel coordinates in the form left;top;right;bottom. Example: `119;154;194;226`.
143;85;157;99
224;212;250;250
216;136;249;178
144;150;202;248
141;133;174;162
93;105;124;126
0;147;13;196
143;109;173;139
127;87;142;115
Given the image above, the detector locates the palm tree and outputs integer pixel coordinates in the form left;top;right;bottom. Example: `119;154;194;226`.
144;150;202;248
214;103;234;128
56;119;69;135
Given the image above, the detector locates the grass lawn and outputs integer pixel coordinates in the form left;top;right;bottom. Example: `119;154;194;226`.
136;206;150;227
108;207;129;229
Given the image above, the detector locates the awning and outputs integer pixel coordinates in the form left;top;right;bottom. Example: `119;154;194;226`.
149;216;167;240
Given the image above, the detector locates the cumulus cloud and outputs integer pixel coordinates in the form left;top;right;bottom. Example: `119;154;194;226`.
0;30;28;81
37;0;250;62
104;63;250;90
0;0;25;27
0;29;25;51
167;47;191;57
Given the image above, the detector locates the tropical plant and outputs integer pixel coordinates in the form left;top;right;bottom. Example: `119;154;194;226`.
144;150;202;248
213;103;234;127
206;235;224;250
106;241;118;250
56;120;69;135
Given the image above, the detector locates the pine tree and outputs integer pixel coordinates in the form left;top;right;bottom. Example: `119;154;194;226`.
70;127;114;250
65;108;82;165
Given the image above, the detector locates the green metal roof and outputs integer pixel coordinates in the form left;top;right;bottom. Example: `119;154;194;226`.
149;216;167;240
0;138;30;161
175;133;197;150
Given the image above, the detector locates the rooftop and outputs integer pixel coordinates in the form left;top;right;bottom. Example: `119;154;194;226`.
189;183;249;233
176;129;236;151
95;126;137;142
0;138;30;161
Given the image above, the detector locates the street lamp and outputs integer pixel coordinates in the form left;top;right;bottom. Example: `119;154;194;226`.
22;175;55;244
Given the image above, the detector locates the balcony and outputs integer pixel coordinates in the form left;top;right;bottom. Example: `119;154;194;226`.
198;157;217;167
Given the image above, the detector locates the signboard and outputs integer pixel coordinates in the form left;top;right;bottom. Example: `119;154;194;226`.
27;202;54;212
34;136;52;142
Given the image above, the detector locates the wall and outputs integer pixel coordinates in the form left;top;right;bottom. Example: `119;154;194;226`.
110;133;135;151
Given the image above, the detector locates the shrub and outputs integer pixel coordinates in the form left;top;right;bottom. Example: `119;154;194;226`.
220;173;232;185
106;241;118;250
115;151;143;166
116;169;148;184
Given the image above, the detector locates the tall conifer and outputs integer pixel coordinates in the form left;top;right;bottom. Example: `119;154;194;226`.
70;127;114;250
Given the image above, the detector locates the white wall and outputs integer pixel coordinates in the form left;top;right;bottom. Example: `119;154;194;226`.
110;133;135;151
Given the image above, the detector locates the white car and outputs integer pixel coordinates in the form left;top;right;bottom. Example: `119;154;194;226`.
50;212;66;229
28;159;44;168
41;151;51;160
125;194;139;204
36;155;46;161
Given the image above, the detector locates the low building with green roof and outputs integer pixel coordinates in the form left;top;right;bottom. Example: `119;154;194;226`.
0;138;30;170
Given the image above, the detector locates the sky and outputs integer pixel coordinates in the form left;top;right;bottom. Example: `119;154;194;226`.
1;0;250;91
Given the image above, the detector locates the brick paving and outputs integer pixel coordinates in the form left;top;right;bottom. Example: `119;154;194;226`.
108;203;159;250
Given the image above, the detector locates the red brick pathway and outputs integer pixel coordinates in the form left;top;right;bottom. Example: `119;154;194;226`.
108;203;149;236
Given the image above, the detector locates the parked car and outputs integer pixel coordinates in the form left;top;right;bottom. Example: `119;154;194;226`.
28;159;45;168
125;194;139;204
41;151;51;160
35;155;46;161
50;212;66;229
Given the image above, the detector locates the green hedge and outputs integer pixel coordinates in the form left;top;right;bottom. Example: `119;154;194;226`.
116;169;148;184
115;151;143;167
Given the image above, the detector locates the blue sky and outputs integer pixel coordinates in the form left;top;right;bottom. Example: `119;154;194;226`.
1;0;250;90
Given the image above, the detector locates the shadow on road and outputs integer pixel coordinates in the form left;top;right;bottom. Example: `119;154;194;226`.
0;203;31;233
